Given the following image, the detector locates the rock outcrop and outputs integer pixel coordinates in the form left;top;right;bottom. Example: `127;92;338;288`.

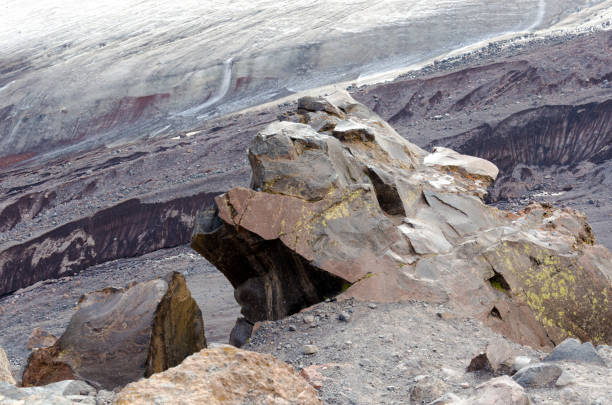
115;346;321;405
192;91;612;349
0;347;15;385
21;272;206;390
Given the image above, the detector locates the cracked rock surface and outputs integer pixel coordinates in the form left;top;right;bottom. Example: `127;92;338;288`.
193;91;612;350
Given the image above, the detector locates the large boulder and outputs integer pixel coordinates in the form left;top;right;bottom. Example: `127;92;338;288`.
0;347;15;385
115;346;321;404
22;272;206;390
192;91;612;349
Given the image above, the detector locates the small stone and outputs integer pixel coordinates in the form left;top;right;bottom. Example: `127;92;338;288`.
467;339;514;375
27;328;58;350
288;325;297;331
303;315;315;324
512;363;563;388
368;303;377;309
410;376;448;404
299;365;325;389
96;389;116;405
338;312;351;322
302;345;318;355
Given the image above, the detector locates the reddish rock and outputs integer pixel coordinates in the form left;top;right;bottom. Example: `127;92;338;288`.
192;91;612;349
300;365;327;389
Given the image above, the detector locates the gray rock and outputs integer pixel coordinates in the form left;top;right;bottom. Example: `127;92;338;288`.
338;312;351;322
66;395;96;404
544;338;606;366
410;376;449;404
427;392;462;405
229;317;253;348
303;315;315;324
466;376;530;405
302;345;318;355
0;380;95;405
56;380;96;396
512;363;563;388
467;339;515;375
555;371;575;387
95;390;115;405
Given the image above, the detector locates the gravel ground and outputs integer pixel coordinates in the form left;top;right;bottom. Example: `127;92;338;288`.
246;299;612;405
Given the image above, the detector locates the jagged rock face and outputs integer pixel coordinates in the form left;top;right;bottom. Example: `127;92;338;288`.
115;346;321;405
21;272;206;390
193;91;612;349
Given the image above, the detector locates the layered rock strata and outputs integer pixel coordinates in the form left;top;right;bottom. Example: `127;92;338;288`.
192;91;612;349
0;190;219;296
21;272;206;390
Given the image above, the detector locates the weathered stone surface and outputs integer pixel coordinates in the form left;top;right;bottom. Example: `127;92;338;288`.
192;90;612;349
467;339;515;375
115;346;321;404
462;376;530;405
0;379;96;405
424;146;499;183
27;328;58;350
410;375;449;404
22;272;206;390
0;347;15;385
512;363;563;388
544;338;606;366
428;393;462;405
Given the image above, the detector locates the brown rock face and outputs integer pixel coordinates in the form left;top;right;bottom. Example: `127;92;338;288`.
115;346;321;405
192;91;612;349
26;328;58;350
21;272;206;390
